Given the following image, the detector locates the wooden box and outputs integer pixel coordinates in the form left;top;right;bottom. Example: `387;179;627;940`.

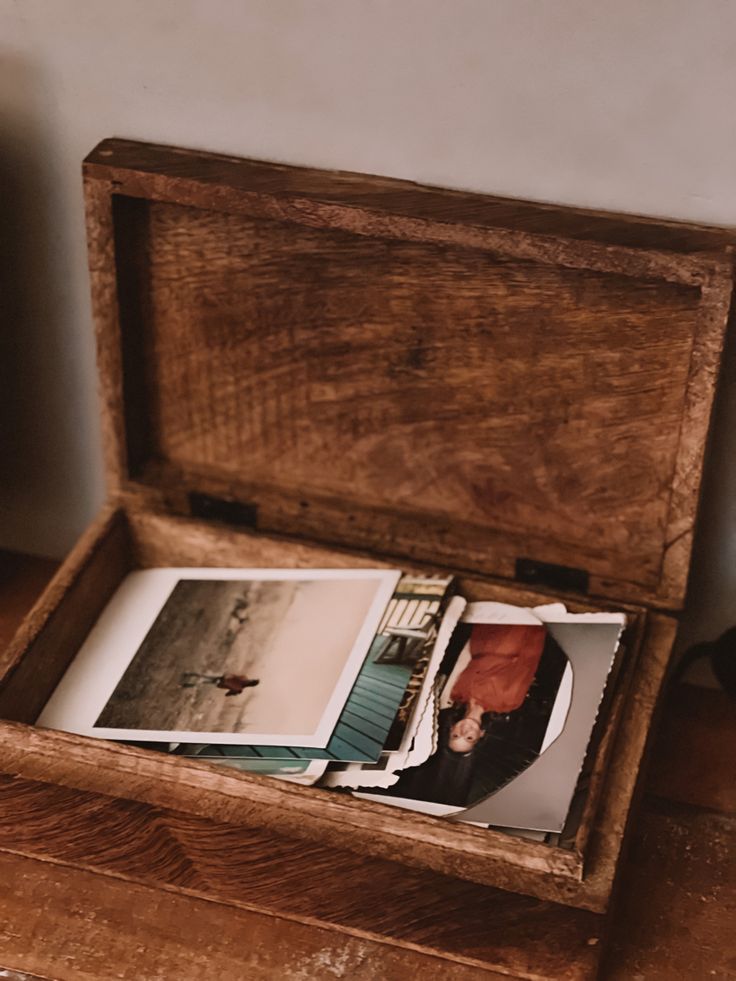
0;139;732;969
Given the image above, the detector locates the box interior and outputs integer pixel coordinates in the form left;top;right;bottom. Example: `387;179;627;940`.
0;504;646;882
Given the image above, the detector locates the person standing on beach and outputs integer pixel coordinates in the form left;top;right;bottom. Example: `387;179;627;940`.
180;672;260;696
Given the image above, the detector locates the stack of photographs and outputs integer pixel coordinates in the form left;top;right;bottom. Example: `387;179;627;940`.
343;601;626;835
38;566;626;840
167;572;459;783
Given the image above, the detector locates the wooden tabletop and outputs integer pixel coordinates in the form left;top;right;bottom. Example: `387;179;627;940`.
0;551;733;980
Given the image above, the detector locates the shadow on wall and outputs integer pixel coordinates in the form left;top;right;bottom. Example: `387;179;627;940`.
0;52;102;558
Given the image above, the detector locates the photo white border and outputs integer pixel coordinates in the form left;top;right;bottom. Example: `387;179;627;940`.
38;566;400;747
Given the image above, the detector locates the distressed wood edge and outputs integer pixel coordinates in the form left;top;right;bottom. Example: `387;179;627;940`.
658;262;735;606
85;138;736;254
82;154;727;288
83;137;733;282
0;772;606;979
84;176;129;497
124;503;653;624
0;721;586;891
0;792;604;981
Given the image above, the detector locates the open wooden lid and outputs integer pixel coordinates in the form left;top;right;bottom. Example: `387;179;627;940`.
83;139;733;609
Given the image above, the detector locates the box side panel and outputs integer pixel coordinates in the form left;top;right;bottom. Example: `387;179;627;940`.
0;781;603;981
0;507;131;723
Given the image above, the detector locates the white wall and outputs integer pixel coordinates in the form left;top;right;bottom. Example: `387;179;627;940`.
1;0;735;649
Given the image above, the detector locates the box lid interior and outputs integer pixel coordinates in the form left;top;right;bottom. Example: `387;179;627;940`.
83;139;733;609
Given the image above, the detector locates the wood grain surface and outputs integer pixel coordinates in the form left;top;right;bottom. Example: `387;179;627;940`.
1;850;550;981
1;555;734;979
83;139;733;609
0;506;668;913
0;508;130;724
0;853;516;981
83;138;734;255
0;775;601;980
121;200;701;594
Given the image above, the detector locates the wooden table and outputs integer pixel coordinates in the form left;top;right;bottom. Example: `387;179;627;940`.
0;552;734;980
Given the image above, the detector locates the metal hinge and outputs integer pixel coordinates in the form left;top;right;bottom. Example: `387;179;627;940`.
515;557;589;594
188;492;259;529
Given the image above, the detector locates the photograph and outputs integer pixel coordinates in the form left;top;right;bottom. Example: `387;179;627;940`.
371;621;570;809
456;617;625;830
376;575;456;751
174;575;455;763
319;595;468;790
358;607;626;832
38;567;399;747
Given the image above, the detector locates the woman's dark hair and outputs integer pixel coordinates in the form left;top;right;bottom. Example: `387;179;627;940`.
386;707;491;807
381;635;570;810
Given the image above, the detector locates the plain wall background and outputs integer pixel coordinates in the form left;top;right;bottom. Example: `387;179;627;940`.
1;0;735;652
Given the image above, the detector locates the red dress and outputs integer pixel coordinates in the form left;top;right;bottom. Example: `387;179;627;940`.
450;624;546;714
216;674;254;696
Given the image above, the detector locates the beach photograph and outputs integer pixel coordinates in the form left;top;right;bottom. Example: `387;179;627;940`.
90;573;393;743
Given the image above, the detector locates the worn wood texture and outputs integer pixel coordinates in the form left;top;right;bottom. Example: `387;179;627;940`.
2;551;734;979
0;777;602;981
83;138;733;609
85;179;128;494
0;719;588;902
0;505;663;912
0;853;514;981
84;138;735;255
571;611;676;908
569;610;648;864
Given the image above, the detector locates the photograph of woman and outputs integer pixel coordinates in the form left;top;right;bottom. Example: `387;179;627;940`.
381;621;569;809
